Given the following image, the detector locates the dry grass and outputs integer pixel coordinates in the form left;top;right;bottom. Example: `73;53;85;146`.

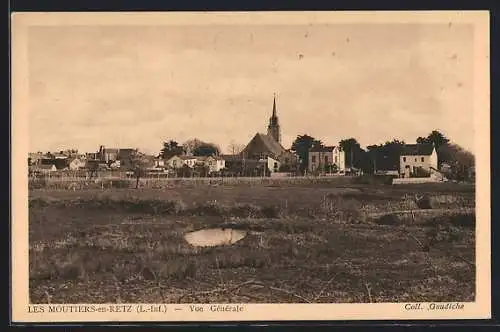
29;182;475;304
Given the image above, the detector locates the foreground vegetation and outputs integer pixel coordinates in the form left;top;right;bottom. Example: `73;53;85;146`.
29;181;475;303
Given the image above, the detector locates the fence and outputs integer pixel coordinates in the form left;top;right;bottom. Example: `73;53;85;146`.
28;173;360;190
393;177;442;185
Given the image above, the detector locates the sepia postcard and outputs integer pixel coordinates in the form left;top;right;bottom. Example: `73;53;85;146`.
11;11;490;322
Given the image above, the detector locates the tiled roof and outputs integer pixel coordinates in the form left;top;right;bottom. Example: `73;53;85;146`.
179;155;198;160
310;145;337;152
103;148;119;154
242;133;287;159
401;144;435;156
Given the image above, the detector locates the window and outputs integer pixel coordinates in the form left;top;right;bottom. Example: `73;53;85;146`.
414;158;417;162
312;156;316;163
335;156;338;163
173;160;177;167
421;157;424;162
325;156;329;163
403;157;406;162
285;158;289;163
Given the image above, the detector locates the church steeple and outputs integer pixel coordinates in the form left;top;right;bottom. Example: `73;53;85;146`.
272;94;277;117
267;93;281;144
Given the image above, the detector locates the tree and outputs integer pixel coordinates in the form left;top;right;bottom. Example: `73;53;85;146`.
227;140;245;155
437;143;475;181
339;138;366;170
183;139;204;155
183;138;221;156
416;130;450;150
291;134;323;173
160;140;185;159
193;143;219;157
363;139;405;173
129;150;153;189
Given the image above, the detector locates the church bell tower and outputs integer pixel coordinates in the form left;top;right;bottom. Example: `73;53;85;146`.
267;94;282;144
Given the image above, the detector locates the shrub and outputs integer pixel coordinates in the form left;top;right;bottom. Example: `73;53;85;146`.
375;214;401;225
447;213;475;228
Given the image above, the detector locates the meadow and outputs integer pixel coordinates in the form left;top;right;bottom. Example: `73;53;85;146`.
28;177;476;304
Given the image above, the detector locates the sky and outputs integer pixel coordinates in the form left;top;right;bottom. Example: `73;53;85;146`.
27;22;474;155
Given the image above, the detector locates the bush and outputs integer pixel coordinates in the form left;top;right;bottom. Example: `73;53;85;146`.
375;214;401;225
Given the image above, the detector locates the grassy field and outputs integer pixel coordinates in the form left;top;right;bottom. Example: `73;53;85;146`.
29;181;476;304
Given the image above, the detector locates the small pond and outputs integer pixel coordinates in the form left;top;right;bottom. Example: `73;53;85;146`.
184;228;248;247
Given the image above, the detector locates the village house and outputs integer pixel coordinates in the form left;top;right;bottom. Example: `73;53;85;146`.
165;155;184;169
154;158;166;169
98;145;119;163
85;159;110;171
68;157;87;170
28;152;44;166
30;164;57;175
205;156;226;173
97;146;136;164
263;155;280;173
109;160;121;170
165;155;200;169
182;156;200;168
52;152;69;160
308;145;346;174
39;156;67;170
116;148;137;169
399;143;438;178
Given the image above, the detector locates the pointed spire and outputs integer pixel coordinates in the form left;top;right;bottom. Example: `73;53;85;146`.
272;93;277;117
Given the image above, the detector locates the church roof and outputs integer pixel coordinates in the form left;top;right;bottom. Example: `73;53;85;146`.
241;133;289;159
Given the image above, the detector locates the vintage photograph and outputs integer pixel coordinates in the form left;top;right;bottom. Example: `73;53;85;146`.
12;11;490;321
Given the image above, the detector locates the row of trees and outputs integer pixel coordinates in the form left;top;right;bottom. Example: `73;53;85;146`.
159;139;222;159
125;130;474;188
289;130;475;180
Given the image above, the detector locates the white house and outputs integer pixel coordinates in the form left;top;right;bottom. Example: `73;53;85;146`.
154;158;166;169
308;145;346;174
166;155;200;169
182;156;199;168
166;155;184;169
205;156;226;173
68;157;86;170
259;156;280;173
399;143;438;178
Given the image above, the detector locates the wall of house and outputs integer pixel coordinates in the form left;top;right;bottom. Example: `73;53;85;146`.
267;157;280;173
429;148;438;170
308;151;336;173
206;158;225;173
69;160;85;170
336;150;346;172
167;156;184;169
185;159;197;168
209;159;225;172
399;154;433;177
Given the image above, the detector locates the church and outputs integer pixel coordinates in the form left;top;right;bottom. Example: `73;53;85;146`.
240;95;298;172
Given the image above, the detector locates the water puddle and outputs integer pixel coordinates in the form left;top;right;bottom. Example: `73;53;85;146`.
184;228;248;247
